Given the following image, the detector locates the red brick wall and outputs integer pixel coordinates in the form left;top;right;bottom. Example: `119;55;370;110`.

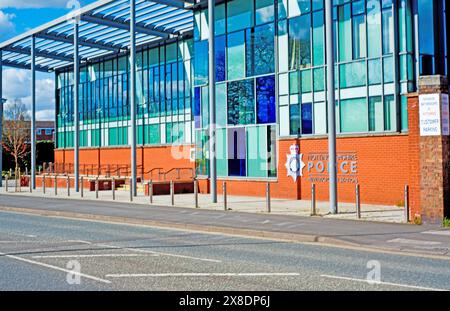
54;134;411;206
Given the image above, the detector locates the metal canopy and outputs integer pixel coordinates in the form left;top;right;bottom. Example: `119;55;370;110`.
0;0;195;72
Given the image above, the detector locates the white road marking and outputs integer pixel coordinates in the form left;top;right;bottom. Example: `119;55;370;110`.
32;253;155;259
321;274;446;291
422;230;450;236
90;242;222;263
0;251;111;284
106;272;301;278
387;238;442;246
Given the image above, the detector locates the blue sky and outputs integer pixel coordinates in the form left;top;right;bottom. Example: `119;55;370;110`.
0;0;97;120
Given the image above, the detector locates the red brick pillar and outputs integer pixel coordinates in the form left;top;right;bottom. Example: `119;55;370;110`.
411;75;450;224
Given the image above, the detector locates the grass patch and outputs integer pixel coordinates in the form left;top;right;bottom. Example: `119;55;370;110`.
443;218;450;228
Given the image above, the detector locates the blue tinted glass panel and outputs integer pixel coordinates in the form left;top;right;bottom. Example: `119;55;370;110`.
246;23;275;77
256;75;276;124
194;40;208;86
302;103;313;134
194;87;201;128
216;35;226;82
227;79;255;125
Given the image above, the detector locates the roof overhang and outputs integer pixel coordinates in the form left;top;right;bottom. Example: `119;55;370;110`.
0;0;196;73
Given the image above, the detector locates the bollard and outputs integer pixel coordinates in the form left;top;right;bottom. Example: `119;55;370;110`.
112;178;116;201
148;181;153;204
170;181;175;206
356;184;361;219
129;178;133;202
223;181;227;211
266;182;271;213
29;175;32;193
5;175;8;192
67;176;70;197
80;176;84;198
42;175;46;194
311;184;316;216
95;177;99;199
18;172;21;193
194;179;199;208
54;175;58;196
25;167;28;176
404;185;410;223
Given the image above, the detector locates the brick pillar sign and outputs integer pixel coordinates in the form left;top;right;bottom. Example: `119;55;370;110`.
415;75;450;224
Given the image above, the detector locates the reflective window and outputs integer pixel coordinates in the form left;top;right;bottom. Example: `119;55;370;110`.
227;79;255;125
256;75;276;124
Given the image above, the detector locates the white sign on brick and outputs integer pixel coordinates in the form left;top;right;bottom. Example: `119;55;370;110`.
419;94;442;136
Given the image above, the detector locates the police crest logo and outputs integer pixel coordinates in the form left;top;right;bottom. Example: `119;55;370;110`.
285;144;305;182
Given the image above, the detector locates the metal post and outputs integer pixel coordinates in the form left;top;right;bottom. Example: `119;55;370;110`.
148;180;153;204
223;181;227;211
74;21;80;192
404;185;410;223
54;175;58;196
208;0;217;203
311;184;316;216
0;49;3;188
42;175;46;194
95;177;99;199
5;175;8;192
80;176;84;198
112;177;116;201
29;175;32;193
25;167;28;177
129;178;133;202
326;0;337;214
266;182;271;213
67;176;70;197
356;184;361;219
194;179;199;208
170;181;175;206
130;0;137;197
30;35;36;190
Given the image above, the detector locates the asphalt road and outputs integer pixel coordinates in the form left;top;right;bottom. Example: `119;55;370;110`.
0;194;449;257
0;210;449;291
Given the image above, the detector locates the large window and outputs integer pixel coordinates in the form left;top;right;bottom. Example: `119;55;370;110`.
246;23;275;77
227;79;255;125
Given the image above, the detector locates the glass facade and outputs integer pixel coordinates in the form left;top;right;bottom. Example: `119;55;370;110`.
55;0;449;179
56;40;193;149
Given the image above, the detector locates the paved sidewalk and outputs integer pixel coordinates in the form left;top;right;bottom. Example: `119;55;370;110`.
0;191;448;258
0;182;405;223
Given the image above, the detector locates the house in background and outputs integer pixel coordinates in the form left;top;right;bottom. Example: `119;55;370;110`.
36;121;55;142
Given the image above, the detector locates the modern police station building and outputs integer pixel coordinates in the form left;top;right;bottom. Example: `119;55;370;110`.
0;0;449;223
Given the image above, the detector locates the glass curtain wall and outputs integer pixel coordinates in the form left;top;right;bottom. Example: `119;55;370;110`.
56;39;194;149
193;0;278;178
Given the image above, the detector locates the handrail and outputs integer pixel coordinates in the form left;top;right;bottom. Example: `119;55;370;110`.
46;162;194;181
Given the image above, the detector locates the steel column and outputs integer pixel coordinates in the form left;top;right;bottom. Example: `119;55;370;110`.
130;0;137;197
74;21;80;192
208;0;217;203
31;36;36;190
325;0;337;214
0;49;3;188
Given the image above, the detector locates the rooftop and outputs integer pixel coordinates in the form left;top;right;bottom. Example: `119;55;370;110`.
0;0;196;73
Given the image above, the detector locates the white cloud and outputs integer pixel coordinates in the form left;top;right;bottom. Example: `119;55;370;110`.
0;10;15;39
36;109;55;121
0;0;74;9
2;68;55;121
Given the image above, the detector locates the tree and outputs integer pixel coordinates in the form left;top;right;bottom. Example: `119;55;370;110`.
2;99;30;179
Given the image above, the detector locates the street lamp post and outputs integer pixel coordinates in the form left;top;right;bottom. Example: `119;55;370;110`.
325;0;338;214
208;0;217;203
